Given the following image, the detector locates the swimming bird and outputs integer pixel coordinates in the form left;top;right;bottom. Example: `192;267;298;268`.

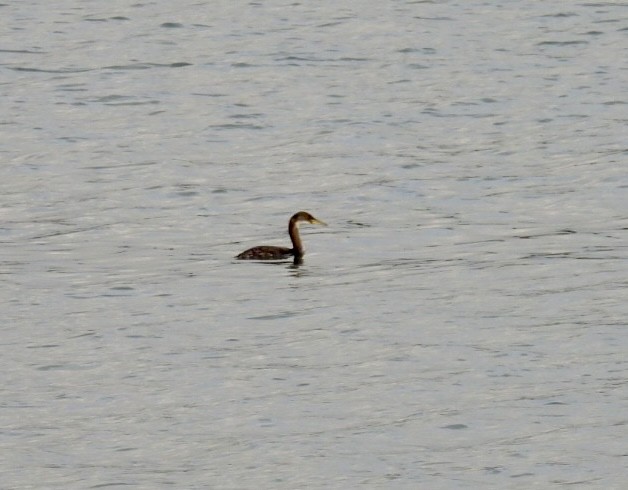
236;211;326;261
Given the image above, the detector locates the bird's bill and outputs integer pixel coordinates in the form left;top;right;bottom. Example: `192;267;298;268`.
309;217;327;226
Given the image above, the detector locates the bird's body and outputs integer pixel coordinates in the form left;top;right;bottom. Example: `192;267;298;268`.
236;211;326;261
236;245;293;260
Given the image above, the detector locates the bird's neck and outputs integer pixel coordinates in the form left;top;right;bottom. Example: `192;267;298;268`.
289;219;304;256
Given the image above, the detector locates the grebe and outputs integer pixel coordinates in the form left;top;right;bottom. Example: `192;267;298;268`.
236;211;326;261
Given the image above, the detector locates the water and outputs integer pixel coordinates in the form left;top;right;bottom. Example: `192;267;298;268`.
1;1;627;488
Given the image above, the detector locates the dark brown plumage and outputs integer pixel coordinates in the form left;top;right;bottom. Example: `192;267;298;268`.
236;211;326;261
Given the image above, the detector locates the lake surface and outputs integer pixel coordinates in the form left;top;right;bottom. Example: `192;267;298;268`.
1;1;627;488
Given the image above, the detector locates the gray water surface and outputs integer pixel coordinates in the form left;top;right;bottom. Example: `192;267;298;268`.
1;1;627;488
